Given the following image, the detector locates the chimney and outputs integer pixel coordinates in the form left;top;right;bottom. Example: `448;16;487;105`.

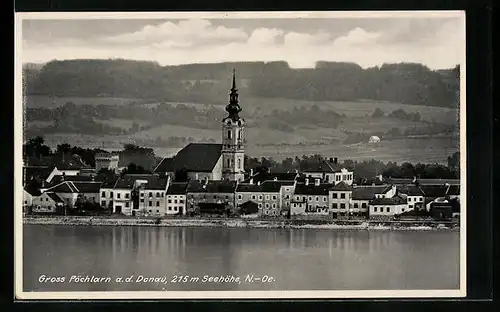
257;181;261;186
250;168;253;176
329;157;334;163
305;178;309;186
334;157;338;165
273;177;278;181
91;174;95;182
41;180;45;188
249;178;254;185
315;178;320;186
61;172;65;181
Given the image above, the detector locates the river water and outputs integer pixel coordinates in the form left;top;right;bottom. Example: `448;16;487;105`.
22;225;460;292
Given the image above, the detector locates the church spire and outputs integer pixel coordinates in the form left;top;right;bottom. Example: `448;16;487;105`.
225;68;242;120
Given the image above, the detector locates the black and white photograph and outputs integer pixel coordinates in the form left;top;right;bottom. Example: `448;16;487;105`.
15;11;466;299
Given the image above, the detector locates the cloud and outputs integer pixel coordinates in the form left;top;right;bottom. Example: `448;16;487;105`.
21;18;464;70
103;19;248;46
247;28;284;45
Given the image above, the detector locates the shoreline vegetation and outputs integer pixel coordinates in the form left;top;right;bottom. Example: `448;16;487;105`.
23;216;459;232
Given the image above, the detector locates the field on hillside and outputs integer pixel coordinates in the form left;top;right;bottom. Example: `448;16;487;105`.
23;95;460;165
24;95;144;108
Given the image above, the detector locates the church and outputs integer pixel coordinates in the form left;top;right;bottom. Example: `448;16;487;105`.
153;69;246;182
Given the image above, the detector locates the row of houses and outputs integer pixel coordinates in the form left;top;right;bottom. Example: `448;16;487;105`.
23;168;460;219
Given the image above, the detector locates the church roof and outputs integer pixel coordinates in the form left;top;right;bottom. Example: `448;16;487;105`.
154;143;222;173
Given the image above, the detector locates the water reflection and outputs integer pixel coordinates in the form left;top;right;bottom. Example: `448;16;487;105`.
23;225;460;292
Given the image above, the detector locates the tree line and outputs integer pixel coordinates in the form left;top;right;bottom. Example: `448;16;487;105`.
24;60;459;108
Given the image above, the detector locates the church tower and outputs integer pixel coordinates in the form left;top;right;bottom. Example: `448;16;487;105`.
221;69;245;182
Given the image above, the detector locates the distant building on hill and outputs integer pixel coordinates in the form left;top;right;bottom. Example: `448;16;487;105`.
95;152;120;173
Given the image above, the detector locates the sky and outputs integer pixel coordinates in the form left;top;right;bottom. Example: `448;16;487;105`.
20;14;465;70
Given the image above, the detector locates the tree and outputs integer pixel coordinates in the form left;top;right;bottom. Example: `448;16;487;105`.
447;152;460;172
372;108;385;118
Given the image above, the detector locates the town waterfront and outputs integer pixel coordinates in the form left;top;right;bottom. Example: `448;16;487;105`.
23;224;460;291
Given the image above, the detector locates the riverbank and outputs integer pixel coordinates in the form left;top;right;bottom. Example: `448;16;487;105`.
23;216;459;231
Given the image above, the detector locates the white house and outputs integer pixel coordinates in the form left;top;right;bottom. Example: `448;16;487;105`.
329;181;353;218
399;185;425;211
303;158;354;185
291;179;330;216
166;182;188;215
32;192;64;213
369;195;408;219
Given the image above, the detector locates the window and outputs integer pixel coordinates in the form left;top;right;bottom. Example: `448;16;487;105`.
272;195;277;200
110;191;113;197
332;193;338;199
149;192;152;197
140;193;144;197
174;199;178;204
227;130;232;139
402;208;405;212
265;203;270;208
125;193;130;199
408;198;412;202
374;207;378;212
156;192;160;197
272;204;276;208
362;203;367;208
332;203;338;209
168;199;172;203
173;207;177;211
125;202;129;208
213;195;217;199
258;203;262;208
354;203;359;208
140;199;144;203
258;195;263;201
265;195;270;200
168;207;172;211
295;196;299;201
252;195;256;200
101;191;105;197
156;210;159;213
308;196;312;201
149;201;153;206
179;199;184;204
340;203;345;209
238;195;242;200
117;193;121;199
225;196;229;199
315;196;319;201
340;193;345;199
237;159;241;169
148;210;152;213
323;197;327;202
386;207;390;213
156;202;159;207
101;201;106;206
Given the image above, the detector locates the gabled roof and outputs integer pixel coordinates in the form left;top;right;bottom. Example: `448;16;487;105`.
294;183;331;195
446;185;460;196
45;181;103;193
167;182;188;195
24;185;42;197
236;181;282;193
187;180;237;194
45;192;64;203
54;154;91;170
331;181;352;191
419;185;448;198
398;185;425;196
370;195;407;205
352;186;388;200
240;200;258;209
114;174;167;190
386;178;460;186
154;143;222;173
23;166;53;182
47;175;105;187
303;160;345;173
244;172;298;183
72;182;103;193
